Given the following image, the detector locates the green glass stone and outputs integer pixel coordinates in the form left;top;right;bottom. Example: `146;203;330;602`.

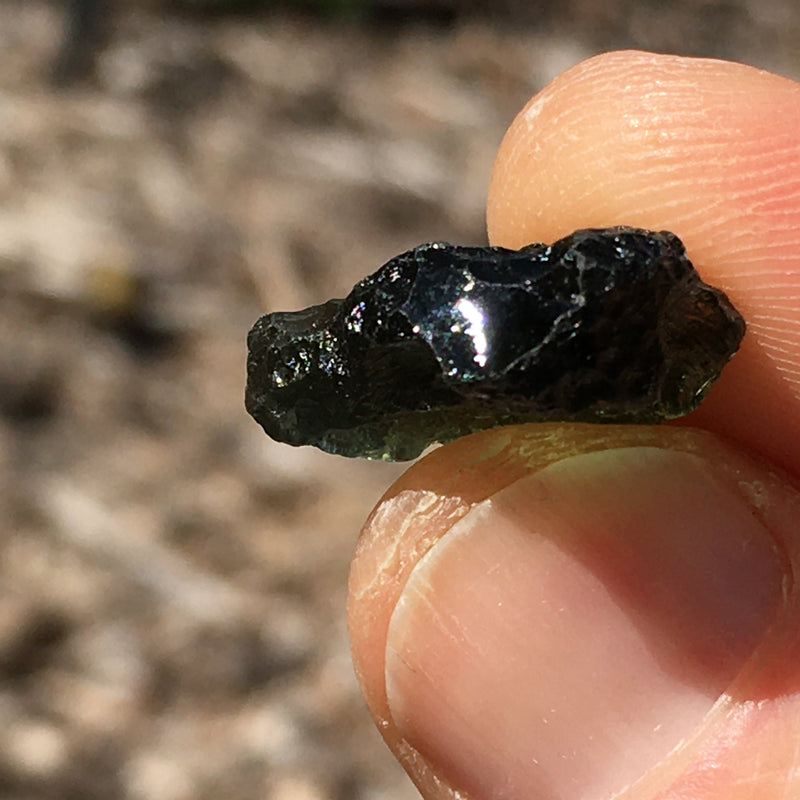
245;227;745;460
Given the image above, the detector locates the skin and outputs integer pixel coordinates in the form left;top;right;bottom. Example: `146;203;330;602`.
347;52;800;800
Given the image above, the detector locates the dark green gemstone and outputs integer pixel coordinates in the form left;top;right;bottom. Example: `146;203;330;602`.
245;227;745;460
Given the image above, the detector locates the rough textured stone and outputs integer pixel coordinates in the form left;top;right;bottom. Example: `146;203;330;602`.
246;227;745;460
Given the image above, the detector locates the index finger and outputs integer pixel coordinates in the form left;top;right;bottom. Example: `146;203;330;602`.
488;50;800;476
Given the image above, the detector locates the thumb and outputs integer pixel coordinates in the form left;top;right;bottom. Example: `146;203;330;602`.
348;426;800;800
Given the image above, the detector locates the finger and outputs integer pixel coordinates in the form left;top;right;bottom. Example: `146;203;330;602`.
487;51;800;476
349;425;800;800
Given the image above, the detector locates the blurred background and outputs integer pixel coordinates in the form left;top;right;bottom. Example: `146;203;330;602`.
0;1;798;799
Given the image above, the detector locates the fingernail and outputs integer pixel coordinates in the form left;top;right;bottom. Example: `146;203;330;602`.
385;446;783;800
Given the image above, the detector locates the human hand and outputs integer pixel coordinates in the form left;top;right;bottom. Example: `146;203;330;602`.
347;51;800;800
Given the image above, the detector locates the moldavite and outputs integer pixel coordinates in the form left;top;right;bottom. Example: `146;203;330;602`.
245;227;745;460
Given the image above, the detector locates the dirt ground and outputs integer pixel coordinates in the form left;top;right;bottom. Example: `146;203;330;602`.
0;2;798;799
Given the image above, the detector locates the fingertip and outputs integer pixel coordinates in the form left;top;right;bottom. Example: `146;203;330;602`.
486;50;800;475
487;50;800;258
348;425;800;800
